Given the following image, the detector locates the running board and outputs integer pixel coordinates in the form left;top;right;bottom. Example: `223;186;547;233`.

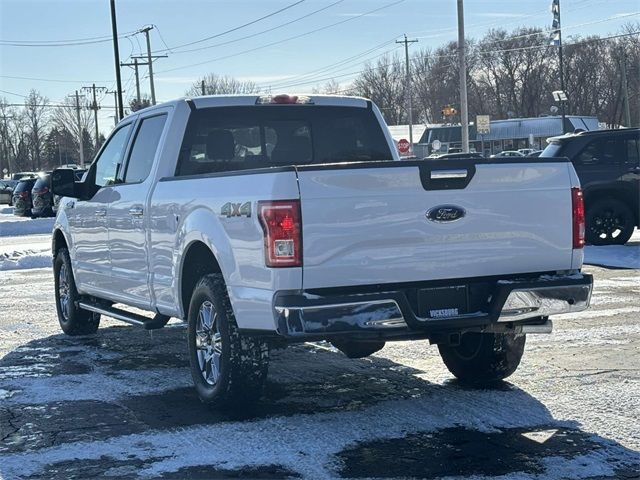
78;301;170;330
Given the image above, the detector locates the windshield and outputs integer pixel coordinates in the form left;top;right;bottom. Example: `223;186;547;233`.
540;142;563;157
33;176;50;191
14;180;35;193
176;105;392;176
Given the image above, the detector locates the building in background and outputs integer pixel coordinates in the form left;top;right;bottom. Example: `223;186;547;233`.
389;116;600;157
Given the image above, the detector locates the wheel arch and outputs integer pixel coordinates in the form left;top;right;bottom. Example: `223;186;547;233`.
179;240;224;320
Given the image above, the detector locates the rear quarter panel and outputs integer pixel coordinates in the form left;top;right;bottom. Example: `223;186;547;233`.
149;171;302;330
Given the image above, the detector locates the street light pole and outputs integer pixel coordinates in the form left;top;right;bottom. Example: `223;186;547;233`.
457;0;470;153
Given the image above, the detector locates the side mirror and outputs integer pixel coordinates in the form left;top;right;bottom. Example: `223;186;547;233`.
51;169;93;200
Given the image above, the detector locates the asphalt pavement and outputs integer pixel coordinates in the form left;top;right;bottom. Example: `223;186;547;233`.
0;249;638;478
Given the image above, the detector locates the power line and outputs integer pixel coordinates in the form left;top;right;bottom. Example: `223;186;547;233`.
152;0;307;54
155;0;407;74
162;0;346;55
0;30;138;47
0;74;113;84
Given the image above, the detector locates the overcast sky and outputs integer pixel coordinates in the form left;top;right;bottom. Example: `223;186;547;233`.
1;0;638;134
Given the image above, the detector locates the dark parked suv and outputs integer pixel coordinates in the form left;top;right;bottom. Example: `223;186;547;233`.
541;128;640;245
31;172;54;217
12;177;38;216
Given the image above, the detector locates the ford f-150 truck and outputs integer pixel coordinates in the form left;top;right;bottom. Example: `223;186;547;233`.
51;94;593;406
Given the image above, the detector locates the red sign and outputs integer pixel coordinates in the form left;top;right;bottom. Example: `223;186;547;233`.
397;138;411;155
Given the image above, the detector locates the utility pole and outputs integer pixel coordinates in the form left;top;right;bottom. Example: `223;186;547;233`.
129;53;167;104
551;0;567;133
106;89;121;126
140;26;157;104
110;0;124;121
456;0;470;153
120;58;141;102
69;91;85;167
621;57;632;127
83;84;107;146
396;34;418;149
201;79;206;96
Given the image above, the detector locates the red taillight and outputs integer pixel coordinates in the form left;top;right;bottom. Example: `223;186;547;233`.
258;200;302;267
19;191;28;198
34;187;49;195
572;187;585;249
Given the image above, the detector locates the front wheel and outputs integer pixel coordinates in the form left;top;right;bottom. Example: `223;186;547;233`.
586;198;635;245
187;274;269;407
53;248;100;335
438;332;526;385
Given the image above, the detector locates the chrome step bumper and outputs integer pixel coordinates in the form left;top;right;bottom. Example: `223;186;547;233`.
274;273;593;339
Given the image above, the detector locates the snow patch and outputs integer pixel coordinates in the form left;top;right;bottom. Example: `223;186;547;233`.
0;217;55;237
0;249;51;271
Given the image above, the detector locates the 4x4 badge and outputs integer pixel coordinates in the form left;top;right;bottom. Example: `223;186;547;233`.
221;201;251;218
426;205;466;223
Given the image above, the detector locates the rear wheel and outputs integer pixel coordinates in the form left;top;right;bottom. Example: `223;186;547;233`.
187;274;269;407
438;332;526;385
53;248;100;335
586;198;635;245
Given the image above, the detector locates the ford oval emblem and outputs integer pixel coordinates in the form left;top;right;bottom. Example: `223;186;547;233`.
426;205;466;223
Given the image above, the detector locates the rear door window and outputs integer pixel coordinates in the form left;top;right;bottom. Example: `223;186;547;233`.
576;138;618;165
176;106;392;176
123;114;167;184
623;136;640;166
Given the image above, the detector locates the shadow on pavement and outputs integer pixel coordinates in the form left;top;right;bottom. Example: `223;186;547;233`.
1;325;638;479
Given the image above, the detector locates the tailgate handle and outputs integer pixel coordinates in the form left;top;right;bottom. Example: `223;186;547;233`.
430;169;468;180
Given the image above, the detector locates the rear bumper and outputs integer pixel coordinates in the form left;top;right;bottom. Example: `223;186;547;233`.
274;273;593;340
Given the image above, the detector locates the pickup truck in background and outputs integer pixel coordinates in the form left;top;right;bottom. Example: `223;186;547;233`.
51;94;593;407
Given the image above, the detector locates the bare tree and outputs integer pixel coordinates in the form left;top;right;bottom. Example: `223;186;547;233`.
52;94;95;163
352;54;406;124
186;73;261;96
23;89;49;170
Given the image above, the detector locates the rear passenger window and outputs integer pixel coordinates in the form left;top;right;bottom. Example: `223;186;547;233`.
124;114;167;183
624;137;640;166
576;138;618;165
175;106;392;176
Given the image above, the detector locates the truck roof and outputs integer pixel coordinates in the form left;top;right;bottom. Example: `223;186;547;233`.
131;94;372;116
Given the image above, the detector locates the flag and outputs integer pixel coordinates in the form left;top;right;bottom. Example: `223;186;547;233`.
550;0;561;46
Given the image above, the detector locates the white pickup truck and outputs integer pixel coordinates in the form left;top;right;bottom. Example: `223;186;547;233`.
51;94;593;406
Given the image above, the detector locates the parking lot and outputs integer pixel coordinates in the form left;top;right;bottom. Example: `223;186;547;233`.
0;210;638;479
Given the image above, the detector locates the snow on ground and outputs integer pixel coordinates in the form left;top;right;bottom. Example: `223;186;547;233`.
0;207;55;237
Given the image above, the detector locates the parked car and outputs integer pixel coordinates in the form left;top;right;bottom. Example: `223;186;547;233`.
31;172;55;217
52;169;85;214
12;177;37;216
431;152;485;159
51;93;592;406
541;128;640;245
517;148;537;156
527;150;543;157
0;179;18;205
11;172;36;181
491;150;525;158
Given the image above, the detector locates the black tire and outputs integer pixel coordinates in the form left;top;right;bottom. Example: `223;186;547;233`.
586;198;635;246
187;274;269;407
331;340;386;359
438;332;526;385
53;248;100;335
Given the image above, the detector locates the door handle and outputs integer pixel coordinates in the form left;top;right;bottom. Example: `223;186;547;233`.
430;169;468;180
129;207;144;217
94;209;107;217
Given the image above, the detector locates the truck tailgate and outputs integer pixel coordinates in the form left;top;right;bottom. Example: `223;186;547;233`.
297;159;575;289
